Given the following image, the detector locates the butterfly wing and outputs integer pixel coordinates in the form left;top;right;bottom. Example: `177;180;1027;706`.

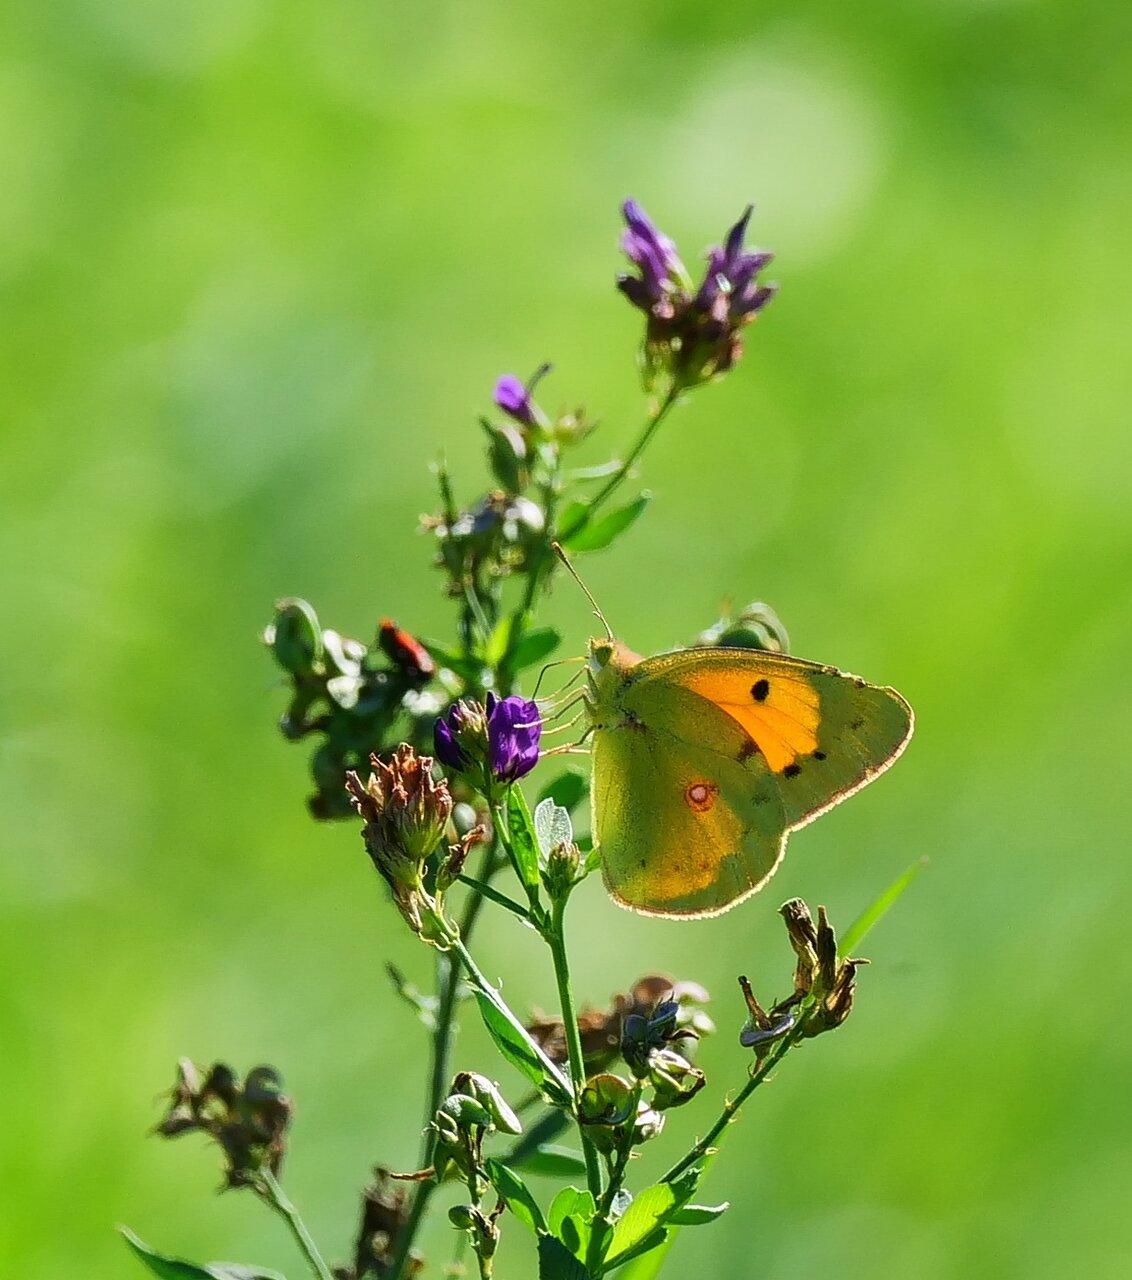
625;647;914;830
592;679;790;917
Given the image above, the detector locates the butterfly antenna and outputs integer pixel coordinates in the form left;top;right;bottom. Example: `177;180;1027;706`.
552;542;614;640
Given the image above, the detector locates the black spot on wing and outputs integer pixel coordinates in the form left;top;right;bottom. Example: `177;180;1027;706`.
783;763;802;779
751;678;770;702
738;739;761;762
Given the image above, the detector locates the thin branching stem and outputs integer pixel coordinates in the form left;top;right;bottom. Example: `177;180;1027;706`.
559;381;683;539
257;1168;335;1280
661;1027;802;1186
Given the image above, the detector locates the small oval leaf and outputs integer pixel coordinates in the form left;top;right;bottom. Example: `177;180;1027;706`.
486;1158;548;1235
505;786;543;891
561;494;650;553
472;991;572;1107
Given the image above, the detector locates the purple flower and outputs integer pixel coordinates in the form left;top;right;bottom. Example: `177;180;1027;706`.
493;363;551;429
694;205;776;321
434;699;487;771
615;198;777;389
486;692;541;782
433;711;467;770
493;374;535;426
617;199;686;310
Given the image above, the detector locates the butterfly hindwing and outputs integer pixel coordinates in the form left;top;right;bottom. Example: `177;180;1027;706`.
592;697;789;916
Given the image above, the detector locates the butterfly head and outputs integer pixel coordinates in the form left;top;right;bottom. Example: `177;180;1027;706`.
586;636;643;715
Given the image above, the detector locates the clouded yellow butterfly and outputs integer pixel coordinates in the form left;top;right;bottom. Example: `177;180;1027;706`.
581;627;913;919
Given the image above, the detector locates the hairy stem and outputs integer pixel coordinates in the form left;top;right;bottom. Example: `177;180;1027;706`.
257;1168;335;1280
546;896;605;1202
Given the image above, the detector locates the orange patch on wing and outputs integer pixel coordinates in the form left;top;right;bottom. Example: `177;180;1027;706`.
681;668;820;773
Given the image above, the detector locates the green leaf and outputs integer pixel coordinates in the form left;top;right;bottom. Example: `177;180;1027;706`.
505;786;543;891
509;625;563;672
605;1169;700;1268
511;1143;590;1178
486;1158;548;1235
538;1233;593;1280
839;857;928;957
119;1229;286;1280
472;990;572;1107
556;499;591;541
605;1184;678;1263
601;1226;668;1273
561;494;650;553
486;615;517;667
537;770;589;816
548;1187;596;1240
668;1202;729;1225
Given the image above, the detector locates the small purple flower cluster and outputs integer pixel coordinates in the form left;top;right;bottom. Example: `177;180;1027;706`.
434;693;542;783
617;198;776;388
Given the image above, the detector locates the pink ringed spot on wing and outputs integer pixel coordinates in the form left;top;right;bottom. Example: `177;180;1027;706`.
684;780;718;813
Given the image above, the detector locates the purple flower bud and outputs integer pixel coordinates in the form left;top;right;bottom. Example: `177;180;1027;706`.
485;692;541;782
618;198;686;307
433;713;466;770
493;374;535;426
694;205;776;320
434;699;488;772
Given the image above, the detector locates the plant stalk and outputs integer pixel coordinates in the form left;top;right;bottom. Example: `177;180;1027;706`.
559;382;682;540
389;843;505;1280
258;1168;335;1280
661;1027;801;1186
546;896;605;1202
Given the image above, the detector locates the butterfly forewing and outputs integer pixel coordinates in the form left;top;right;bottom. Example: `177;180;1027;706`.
627;648;913;828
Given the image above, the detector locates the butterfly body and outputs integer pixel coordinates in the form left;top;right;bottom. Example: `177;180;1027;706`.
585;639;913;918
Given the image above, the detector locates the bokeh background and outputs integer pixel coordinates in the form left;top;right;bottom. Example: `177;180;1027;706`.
4;1;1131;1276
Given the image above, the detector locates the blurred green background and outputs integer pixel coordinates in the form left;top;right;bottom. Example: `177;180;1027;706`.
3;1;1131;1276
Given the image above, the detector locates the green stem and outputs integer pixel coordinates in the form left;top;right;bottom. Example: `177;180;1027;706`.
257;1168;335;1280
586;1084;640;1275
559;382;682;540
389;843;505;1280
661;1027;801;1186
546;896;605;1203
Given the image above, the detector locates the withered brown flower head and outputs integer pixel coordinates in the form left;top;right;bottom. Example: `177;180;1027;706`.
740;899;869;1053
346;744;453;878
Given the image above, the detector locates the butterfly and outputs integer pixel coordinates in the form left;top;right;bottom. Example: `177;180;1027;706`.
584;635;913;918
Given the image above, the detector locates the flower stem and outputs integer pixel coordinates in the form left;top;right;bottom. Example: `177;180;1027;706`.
257;1168;335;1280
585;1083;640;1274
389;842;505;1280
546;896;605;1203
661;1028;801;1186
560;381;682;539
